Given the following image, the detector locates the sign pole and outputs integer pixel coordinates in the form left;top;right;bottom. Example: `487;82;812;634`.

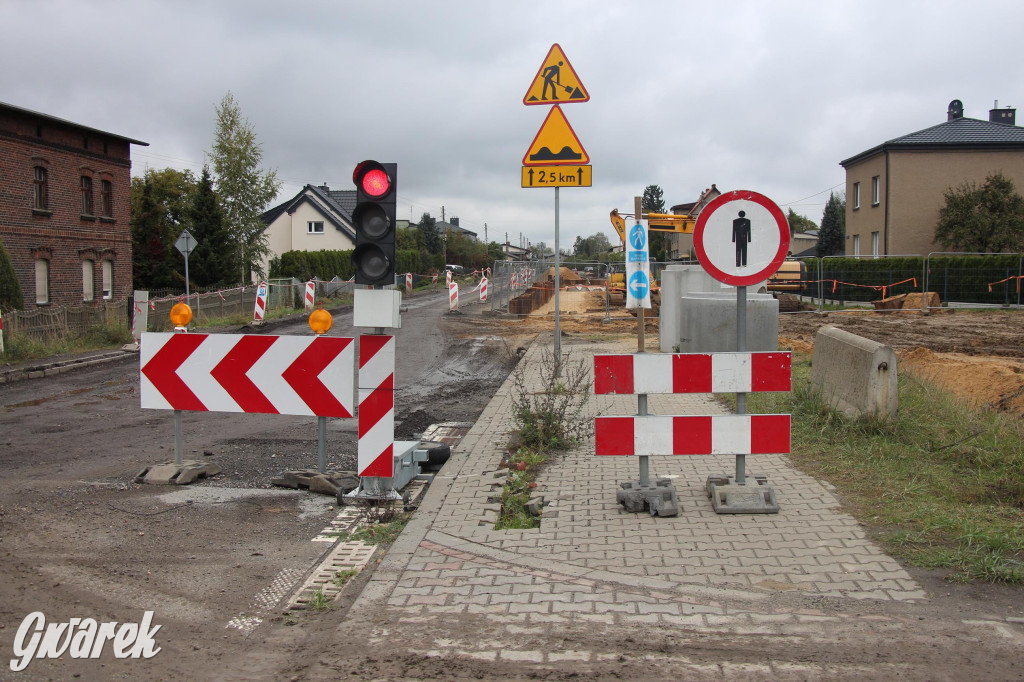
633;197;649;486
554;186;561;373
735;285;747;485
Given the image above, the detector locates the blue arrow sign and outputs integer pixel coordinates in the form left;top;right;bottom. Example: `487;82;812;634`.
628;271;649;300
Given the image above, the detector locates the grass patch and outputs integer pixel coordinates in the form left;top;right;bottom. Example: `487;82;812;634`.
746;354;1024;584
495;348;592;530
306;588;332;611
2;321;133;364
332;568;360;587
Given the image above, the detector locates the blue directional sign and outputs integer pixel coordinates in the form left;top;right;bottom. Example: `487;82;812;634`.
628;271;650;301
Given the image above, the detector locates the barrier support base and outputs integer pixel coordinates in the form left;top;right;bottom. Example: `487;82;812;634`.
616;478;679;517
705;474;779;514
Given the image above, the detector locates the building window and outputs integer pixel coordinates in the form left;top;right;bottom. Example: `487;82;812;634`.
308;221;324;234
33;166;48;210
852;182;860;210
100;180;113;217
35;259;49;305
871;231;880;258
102;260;113;299
82;260;95;301
81;176;94;216
871;176;880;206
853;234;861;256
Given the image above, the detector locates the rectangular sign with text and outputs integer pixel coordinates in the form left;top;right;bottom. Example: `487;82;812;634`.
521;165;592;188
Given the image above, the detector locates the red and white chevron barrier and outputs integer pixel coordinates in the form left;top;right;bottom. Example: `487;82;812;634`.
595;352;790;395
432;274;438;285
449;282;459;310
253;281;268;322
406;272;412;294
358;335;395;477
140;333;354;417
445;270;452;287
480;277;488;302
304;281;315;311
596;415;790;456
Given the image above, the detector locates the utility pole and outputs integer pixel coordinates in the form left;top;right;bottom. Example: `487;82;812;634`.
484;223;488;243
441;206;445;223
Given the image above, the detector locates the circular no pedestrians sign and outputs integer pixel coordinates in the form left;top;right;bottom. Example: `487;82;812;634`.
693;190;790;287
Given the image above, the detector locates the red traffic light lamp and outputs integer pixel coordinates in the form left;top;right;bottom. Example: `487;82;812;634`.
351;161;397;286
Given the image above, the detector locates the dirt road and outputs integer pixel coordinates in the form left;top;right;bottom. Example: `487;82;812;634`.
2;296;1024;680
0;290;518;681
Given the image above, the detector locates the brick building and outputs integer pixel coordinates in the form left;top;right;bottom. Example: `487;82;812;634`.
0;101;147;309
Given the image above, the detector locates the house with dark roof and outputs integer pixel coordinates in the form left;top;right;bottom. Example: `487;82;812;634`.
259;183;356;275
438;217;477;240
0;101;147;308
840;100;1024;257
667;183;721;260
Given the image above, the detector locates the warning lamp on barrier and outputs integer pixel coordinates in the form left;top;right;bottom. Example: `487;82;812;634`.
308;306;333;335
170;302;192;330
351;160;397;286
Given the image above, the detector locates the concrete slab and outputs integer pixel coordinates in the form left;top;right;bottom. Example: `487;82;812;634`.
135;459;222;485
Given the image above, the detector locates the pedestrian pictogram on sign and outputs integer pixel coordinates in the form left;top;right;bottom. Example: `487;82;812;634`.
523;43;589;106
523;105;589;165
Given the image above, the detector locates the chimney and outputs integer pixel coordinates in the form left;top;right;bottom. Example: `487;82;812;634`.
318;183;330;192
947;99;964;121
990;100;1017;126
450;217;459;227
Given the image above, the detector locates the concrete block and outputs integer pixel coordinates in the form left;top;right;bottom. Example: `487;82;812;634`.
812;326;897;418
616;479;679;517
660;265;770;352
135;460;222;485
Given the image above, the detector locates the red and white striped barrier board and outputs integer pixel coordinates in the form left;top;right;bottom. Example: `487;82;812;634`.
432;274;438;285
480;277;488;302
140;333;354;417
304;281;315;311
449;282;459;310
253;281;268;321
358;335;395;478
405;272;413;294
595;415;790;456
445;270;452;287
595;352;790;395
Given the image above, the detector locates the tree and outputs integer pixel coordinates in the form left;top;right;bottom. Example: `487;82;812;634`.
187;167;237;288
130;167;197;289
131;177;179;289
817;192;846;257
934;172;1024;253
0;236;24;312
416;213;442;254
642;184;669;261
209;92;281;282
786;209;817;234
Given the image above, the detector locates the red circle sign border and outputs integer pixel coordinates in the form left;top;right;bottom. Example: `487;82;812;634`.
693;190;790;287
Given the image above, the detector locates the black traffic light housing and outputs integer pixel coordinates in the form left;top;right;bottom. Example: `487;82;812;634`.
351;160;397;286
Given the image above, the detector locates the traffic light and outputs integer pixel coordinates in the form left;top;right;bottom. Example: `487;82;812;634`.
351;160;397;286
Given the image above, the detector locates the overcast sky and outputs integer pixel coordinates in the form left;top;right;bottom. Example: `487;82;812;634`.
3;0;1021;251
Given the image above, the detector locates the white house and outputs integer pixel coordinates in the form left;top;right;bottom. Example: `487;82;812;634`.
259;183;356;275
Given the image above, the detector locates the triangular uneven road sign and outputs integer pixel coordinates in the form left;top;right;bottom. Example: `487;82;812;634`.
523;43;589;106
523;105;589;166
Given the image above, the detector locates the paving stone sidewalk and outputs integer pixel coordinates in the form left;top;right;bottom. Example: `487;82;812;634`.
326;336;1020;676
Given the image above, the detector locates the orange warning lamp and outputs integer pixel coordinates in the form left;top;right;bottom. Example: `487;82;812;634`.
308;307;332;334
170;302;193;329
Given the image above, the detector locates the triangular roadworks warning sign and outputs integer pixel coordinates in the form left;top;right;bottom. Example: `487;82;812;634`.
523;105;589;166
523;43;589;106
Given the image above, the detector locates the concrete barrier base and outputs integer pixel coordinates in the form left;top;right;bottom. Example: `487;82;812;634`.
705;474;779;514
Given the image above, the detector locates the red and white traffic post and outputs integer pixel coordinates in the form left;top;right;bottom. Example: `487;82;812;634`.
253;281;269;323
304;280;315;311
